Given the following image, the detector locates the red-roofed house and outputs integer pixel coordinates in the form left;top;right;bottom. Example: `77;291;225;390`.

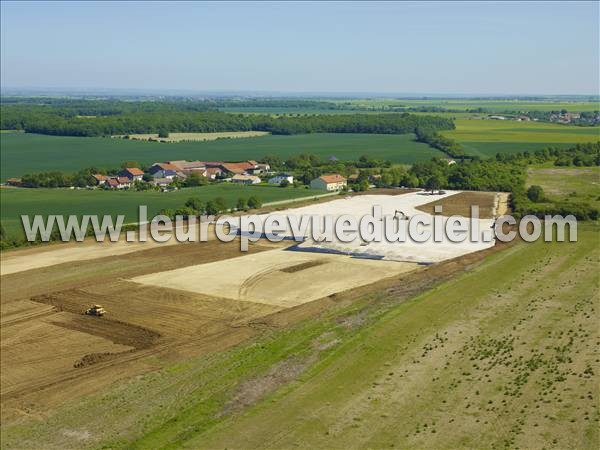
205;167;223;180
118;167;144;181
92;174;108;186
310;174;347;191
106;177;131;189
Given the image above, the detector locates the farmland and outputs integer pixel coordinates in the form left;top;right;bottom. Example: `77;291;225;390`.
0;132;439;181
1;210;597;449
441;119;600;158
0;184;324;240
527;165;600;209
221;99;600;115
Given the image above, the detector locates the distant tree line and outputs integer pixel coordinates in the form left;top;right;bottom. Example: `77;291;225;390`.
1;99;455;137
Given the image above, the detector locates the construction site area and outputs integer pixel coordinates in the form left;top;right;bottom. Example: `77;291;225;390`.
1;190;502;423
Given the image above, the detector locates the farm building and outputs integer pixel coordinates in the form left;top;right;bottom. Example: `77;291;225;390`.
205;167;223;180
92;174;108;186
310;174;347;191
220;161;258;175
118;167;144;181
231;174;261;185
149;162;179;175
269;173;294;185
152;169;179;180
151;178;172;187
106;177;131;189
5;177;22;187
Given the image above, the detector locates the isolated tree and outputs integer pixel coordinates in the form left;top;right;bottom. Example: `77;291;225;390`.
527;185;546;203
205;200;219;216
279;179;290;188
236;197;248;211
247;196;262;209
425;174;445;193
185;197;205;215
158;129;169;138
214;197;228;213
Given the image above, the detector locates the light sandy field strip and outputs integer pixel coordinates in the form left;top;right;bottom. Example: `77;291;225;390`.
131;249;416;308
115;131;270;142
0;238;182;276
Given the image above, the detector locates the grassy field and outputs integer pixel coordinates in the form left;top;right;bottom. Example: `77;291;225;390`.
527;165;600;209
2;224;597;449
0;132;439;180
0;185;323;240
442;119;600;158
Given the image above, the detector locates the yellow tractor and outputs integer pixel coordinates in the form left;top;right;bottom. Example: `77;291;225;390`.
85;304;106;317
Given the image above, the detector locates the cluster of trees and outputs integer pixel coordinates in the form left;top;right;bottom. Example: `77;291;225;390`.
21;168;97;188
158;195;262;219
399;142;600;220
414;126;466;159
1;99;455;137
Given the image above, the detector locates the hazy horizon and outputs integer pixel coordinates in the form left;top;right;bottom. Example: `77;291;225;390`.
1;1;599;96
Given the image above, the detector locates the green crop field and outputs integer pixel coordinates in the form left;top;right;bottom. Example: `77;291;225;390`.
0;132;440;181
0;185;323;240
3;224;597;449
442;119;600;158
332;99;600;113
527;165;600;209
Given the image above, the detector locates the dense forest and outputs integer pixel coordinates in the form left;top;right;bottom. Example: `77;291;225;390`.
0;99;455;137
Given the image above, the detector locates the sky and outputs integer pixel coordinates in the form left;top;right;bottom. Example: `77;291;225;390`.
1;1;598;95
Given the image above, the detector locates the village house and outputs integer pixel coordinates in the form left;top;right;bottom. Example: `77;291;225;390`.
231;174;261;185
5;177;22;187
152;169;179;180
310;174;347;191
149;162;179;175
92;174;108;186
269;173;293;185
118;167;144;182
205;167;223;180
106;177;131;189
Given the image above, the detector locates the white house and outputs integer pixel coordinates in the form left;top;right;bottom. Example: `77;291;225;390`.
310;174;347;191
269;173;294;185
231;174;261;185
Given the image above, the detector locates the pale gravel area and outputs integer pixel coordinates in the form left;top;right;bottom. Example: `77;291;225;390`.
131;249;417;308
232;191;497;263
